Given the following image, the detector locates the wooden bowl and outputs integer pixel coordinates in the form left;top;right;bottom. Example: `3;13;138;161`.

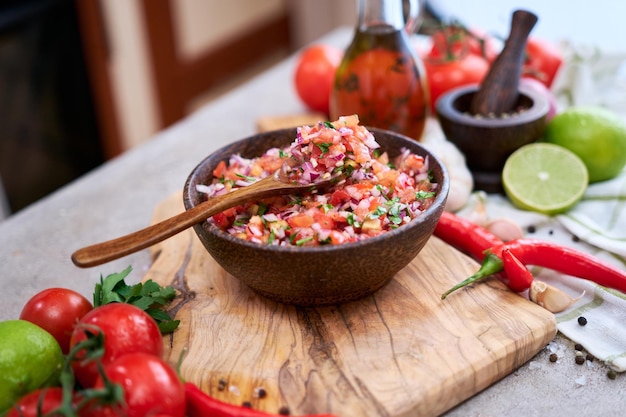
183;128;449;306
436;84;549;193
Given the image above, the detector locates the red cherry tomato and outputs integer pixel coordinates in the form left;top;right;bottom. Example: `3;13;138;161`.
522;37;563;88
20;287;93;354
465;28;499;62
6;387;65;417
427;27;466;61
82;353;185;417
69;303;163;388
428;26;498;63
294;44;343;114
422;53;490;112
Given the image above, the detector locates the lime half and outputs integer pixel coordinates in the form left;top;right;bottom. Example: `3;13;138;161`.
502;143;589;215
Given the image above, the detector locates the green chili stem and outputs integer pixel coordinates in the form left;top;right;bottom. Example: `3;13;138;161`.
441;253;504;300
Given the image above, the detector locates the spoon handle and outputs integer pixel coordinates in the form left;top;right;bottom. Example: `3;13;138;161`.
71;177;283;268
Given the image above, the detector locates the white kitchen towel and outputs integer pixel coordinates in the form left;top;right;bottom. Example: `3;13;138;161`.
551;40;626;114
547;42;626;372
557;169;626;257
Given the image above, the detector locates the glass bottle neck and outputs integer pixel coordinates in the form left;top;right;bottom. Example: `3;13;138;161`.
358;0;406;32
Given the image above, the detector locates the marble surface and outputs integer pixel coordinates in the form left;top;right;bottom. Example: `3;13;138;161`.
1;27;624;416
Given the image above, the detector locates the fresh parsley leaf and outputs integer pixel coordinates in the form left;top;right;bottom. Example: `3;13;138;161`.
156;316;181;334
369;206;387;219
93;266;179;334
296;236;314;246
319;236;332;244
416;190;436;200
257;202;269;216
389;215;403;225
233;217;249;227
343;164;355;177
320;203;334;213
93;266;133;306
323;121;335;129
316;142;332;154
346;213;360;227
235;173;257;182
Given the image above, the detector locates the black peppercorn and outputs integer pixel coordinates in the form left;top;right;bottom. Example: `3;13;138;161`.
574;343;584;351
549;353;558;362
586;354;594;362
578;316;587;326
575;355;585;365
608;369;617;380
278;406;291;415
527;225;536;234
242;401;252;408
217;378;227;391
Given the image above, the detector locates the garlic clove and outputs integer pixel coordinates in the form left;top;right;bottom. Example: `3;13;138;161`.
465;197;488;226
529;280;584;313
485;217;524;242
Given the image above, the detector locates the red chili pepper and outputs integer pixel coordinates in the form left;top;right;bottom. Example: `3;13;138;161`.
435;211;508;299
184;382;339;417
501;248;534;292
434;211;503;261
440;252;505;299
494;238;626;294
441;237;626;299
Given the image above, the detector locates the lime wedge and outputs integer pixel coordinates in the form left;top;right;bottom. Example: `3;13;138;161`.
502;143;589;215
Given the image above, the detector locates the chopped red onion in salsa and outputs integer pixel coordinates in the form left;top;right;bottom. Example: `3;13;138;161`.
197;115;438;246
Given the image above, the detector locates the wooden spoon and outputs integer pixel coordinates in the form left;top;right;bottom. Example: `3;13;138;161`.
71;167;343;268
470;10;538;116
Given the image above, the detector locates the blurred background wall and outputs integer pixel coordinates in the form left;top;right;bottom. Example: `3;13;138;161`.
4;0;613;218
0;0;357;218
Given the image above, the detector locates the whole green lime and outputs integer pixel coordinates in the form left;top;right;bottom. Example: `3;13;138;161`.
542;106;626;183
0;320;64;413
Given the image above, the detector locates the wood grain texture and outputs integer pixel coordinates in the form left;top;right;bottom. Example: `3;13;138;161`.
146;193;556;417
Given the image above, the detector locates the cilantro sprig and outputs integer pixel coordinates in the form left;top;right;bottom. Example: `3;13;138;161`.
93;266;180;334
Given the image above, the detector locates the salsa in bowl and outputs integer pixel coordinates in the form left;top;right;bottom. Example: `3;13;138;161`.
183;117;449;305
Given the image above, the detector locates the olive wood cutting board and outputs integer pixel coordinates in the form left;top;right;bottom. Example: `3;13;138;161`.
145;192;556;417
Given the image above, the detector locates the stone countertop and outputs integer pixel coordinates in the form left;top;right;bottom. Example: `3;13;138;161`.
0;27;623;416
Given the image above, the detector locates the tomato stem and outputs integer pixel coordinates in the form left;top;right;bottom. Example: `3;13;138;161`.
46;330;125;416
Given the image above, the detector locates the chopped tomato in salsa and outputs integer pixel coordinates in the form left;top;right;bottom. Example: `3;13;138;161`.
197;115;438;246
